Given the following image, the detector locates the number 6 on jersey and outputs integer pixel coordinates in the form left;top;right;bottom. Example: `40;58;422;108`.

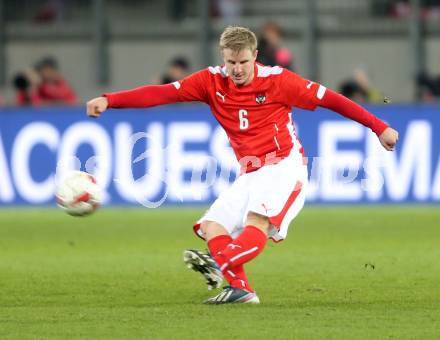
239;109;249;130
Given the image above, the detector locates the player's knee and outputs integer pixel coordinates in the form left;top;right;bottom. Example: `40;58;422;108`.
200;221;229;239
200;220;211;234
246;211;270;235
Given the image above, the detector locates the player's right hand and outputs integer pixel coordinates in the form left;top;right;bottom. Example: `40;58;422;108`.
86;96;108;118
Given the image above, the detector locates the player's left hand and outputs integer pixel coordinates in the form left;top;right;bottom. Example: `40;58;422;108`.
378;127;399;151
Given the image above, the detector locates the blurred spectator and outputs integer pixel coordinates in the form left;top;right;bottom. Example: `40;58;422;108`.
34;56;78;105
257;22;294;70
340;81;368;103
156;56;190;84
374;0;440;19
417;71;440;101
12;68;42;106
0;93;5;107
34;0;67;23
339;67;383;103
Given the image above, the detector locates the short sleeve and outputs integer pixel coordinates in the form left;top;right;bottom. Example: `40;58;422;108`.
280;69;327;110
173;69;210;103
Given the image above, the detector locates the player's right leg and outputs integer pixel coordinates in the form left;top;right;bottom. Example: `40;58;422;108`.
183;221;227;290
202;220;254;292
184;220;253;292
184;176;255;294
183;248;223;290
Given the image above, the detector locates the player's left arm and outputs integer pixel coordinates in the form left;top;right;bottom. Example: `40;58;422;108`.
319;89;399;151
281;69;398;152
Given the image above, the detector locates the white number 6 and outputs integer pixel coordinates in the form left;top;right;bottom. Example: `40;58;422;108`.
239;109;249;130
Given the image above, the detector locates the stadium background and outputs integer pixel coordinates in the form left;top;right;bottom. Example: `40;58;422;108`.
0;1;439;339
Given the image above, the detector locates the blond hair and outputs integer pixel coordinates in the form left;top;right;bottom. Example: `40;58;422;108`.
219;26;258;53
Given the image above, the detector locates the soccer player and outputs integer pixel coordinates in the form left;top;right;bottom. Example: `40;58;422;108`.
87;26;399;304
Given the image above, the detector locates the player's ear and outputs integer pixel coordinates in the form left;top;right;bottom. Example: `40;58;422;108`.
221;49;228;63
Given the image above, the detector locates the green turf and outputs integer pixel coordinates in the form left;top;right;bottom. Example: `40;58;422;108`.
0;206;439;339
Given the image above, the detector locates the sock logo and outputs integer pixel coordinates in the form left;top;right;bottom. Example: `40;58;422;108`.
228;244;243;250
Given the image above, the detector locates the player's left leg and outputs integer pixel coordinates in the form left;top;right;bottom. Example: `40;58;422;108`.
205;150;308;304
184;174;253;293
204;212;269;304
184;220;255;293
203;220;254;292
212;211;269;273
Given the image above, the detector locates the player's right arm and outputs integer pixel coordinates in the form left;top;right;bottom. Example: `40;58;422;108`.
86;69;209;118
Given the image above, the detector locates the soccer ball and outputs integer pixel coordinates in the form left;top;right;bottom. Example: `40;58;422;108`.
56;171;102;216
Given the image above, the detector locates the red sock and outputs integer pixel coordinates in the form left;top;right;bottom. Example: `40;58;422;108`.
207;234;232;257
213;225;267;273
207;234;253;292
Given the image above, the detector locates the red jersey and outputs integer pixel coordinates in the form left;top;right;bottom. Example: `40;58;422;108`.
173;63;324;172
105;63;387;173
38;78;78;105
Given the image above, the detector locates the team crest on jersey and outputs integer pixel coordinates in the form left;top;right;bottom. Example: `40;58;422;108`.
255;93;266;104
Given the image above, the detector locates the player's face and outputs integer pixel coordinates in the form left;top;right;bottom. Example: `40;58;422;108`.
222;48;257;86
